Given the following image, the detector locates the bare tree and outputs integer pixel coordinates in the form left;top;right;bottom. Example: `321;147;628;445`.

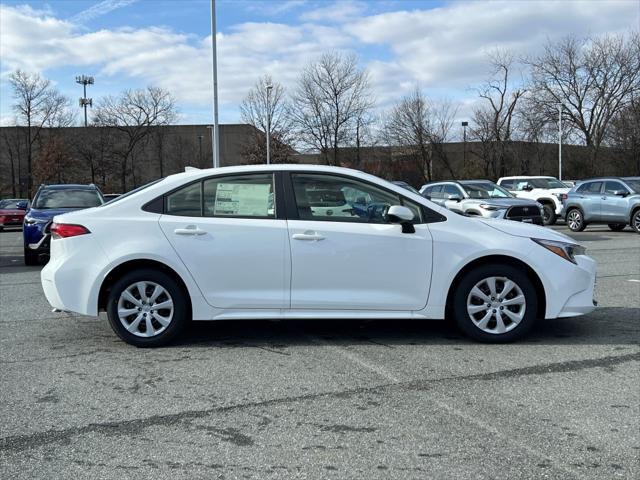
240;75;296;163
291;52;373;166
9;70;72;196
93;87;177;191
607;95;640;174
525;32;640;173
470;50;525;178
385;89;459;182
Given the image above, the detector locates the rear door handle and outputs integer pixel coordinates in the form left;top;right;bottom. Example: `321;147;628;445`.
292;231;325;241
174;225;206;236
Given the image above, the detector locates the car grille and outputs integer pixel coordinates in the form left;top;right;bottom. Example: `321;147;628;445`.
505;206;543;225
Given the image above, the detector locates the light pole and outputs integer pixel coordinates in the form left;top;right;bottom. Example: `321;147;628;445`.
461;121;468;172
266;83;273;164
558;104;563;181
210;0;220;167
75;75;94;127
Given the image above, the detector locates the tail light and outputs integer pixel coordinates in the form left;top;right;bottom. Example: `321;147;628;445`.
50;223;91;239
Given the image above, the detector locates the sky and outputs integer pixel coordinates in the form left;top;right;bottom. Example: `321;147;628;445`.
0;0;638;128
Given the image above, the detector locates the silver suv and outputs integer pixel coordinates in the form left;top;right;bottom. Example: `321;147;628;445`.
420;180;544;224
563;177;640;233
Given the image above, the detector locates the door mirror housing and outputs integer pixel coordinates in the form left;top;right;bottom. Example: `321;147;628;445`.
386;205;415;233
16;201;28;210
522;184;534;191
446;193;463;202
612;190;628;197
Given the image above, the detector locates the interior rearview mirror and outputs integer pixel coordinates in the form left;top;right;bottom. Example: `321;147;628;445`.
386;205;415;233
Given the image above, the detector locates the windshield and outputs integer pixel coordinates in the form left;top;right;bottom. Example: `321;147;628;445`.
462;182;513;199
625;180;640;193
101;179;161;205
34;189;103;209
526;178;568;189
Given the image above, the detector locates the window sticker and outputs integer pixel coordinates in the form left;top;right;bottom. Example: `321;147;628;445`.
214;183;272;216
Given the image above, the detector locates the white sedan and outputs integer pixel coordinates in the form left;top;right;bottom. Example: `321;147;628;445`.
41;165;597;347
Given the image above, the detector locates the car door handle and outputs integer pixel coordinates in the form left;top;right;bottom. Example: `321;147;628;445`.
174;226;206;236
292;232;325;241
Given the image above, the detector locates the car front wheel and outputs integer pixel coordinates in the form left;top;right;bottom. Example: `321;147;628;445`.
542;204;556;225
106;269;188;347
632;209;640;234
452;264;538;342
566;208;586;232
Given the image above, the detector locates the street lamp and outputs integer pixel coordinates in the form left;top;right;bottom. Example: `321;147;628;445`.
558;104;564;181
210;0;220;168
462;121;468;171
75;75;94;127
266;83;273;165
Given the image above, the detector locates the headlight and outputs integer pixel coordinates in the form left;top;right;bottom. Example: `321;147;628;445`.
532;238;586;264
479;204;507;211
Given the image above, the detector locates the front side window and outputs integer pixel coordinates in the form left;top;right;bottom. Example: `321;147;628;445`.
422;185;441;197
500;179;514;189
34;189;103;209
203;174;275;218
604;181;627;195
576;182;603;194
441;184;464;197
292;173;422;224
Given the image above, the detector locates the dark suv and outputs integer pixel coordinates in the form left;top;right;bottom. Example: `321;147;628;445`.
23;184;104;265
562;177;640;233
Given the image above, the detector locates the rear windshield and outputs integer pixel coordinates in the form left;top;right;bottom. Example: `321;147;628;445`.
34;189;103;209
0;199;24;209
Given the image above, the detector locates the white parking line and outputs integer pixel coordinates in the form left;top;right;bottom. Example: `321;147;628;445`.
628;279;640;283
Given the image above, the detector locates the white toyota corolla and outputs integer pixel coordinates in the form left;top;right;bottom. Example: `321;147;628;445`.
41;165;597;347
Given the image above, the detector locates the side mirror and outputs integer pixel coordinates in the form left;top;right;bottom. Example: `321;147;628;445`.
612;190;628;197
446;193;462;202
386;205;415;234
522;184;534;191
16;201;28;210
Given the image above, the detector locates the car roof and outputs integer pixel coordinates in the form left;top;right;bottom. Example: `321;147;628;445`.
39;184;99;190
499;176;555;180
459;180;494;185
577;177;626;182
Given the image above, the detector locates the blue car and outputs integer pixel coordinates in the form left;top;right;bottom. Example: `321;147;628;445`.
23;184;104;265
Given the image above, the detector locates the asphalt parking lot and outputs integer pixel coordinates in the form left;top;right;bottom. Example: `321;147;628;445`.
0;226;638;479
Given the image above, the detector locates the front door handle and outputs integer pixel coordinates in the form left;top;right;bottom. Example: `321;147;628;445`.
174;225;206;236
292;231;325;241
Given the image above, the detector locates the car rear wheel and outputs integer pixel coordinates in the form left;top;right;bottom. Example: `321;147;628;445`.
106;269;188;347
24;247;39;266
452;264;538;342
566;208;586;232
632;209;640;234
541;204;556;225
608;223;626;232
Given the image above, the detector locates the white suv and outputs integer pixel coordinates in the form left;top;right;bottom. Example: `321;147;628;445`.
497;176;571;225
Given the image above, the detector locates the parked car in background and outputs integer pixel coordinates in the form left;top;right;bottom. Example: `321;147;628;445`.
562;177;640;233
392;181;420;195
23;184;104;265
103;193;121;202
421;180;544;225
0;199;28;231
497;176;570;225
41;165;596;347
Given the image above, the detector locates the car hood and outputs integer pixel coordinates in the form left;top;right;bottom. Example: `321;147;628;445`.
0;209;25;215
27;208;86;221
465;197;540;207
534;187;570;194
480;218;577;243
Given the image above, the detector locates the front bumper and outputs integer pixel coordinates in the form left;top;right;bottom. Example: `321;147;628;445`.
556;255;597;318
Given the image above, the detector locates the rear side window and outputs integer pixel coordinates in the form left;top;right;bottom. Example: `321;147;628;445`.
165;182;202;216
422;185;441;197
576;182;603;194
203;174;275;218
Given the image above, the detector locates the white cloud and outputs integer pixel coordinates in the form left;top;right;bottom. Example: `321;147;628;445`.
300;0;366;23
70;0;138;24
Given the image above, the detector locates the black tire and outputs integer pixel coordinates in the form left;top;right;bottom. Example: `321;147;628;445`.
452;264;538;343
631;209;640;234
541;204;556;226
566;208;586;232
607;223;626;232
106;269;188;347
24;247;39;266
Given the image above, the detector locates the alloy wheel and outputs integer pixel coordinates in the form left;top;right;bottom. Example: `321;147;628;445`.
117;281;174;338
634;210;640;233
568;210;582;230
466;276;526;334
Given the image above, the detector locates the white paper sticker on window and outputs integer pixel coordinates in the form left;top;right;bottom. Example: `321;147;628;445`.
214;183;272;216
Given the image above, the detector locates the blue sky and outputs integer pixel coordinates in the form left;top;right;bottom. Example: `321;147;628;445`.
1;0;637;127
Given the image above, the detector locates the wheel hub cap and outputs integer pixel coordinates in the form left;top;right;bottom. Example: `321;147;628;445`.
117;281;174;338
466;276;526;335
